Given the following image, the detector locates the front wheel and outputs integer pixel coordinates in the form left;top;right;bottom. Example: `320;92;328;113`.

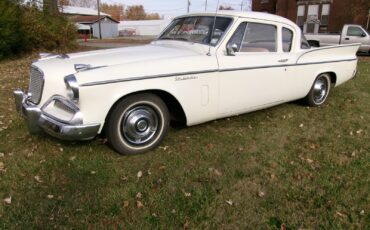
305;73;331;107
106;93;169;155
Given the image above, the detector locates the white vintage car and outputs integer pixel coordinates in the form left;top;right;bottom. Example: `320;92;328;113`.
14;12;359;155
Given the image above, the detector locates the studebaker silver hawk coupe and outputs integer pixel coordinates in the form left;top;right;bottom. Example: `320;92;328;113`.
14;12;359;155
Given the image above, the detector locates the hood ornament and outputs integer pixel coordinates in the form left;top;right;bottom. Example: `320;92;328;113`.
74;64;107;72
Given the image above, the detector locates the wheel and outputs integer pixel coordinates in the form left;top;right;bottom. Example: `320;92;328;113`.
106;93;169;155
305;73;331;107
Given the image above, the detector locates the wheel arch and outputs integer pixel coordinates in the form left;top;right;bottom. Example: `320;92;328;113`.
103;89;187;131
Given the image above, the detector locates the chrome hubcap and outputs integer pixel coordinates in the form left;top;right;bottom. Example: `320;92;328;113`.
121;106;159;145
313;77;328;104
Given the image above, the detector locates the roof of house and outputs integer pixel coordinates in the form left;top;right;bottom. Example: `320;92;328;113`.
72;15;120;24
61;5;109;16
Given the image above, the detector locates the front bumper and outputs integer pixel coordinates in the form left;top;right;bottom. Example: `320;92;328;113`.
14;90;101;141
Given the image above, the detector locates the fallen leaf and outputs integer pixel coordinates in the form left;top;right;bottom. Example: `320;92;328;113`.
309;143;317;150
136;200;144;209
360;210;365;215
123;200;129;208
69;156;76;161
120;176;128;181
59;148;64;152
183;190;191;197
137;171;143;179
147;170;152;175
299;123;304;128
47;194;54;199
34;175;43;183
136;192;142;200
336;211;347;218
281;223;286;230
90;171;96;175
356;129;363;134
209;167;222;176
225;200;233;206
270;174;277;180
171;209;176;214
258;191;266;198
0;153;4;157
183;221;189;230
4;197;11;204
159;165;166;170
306;158;314;164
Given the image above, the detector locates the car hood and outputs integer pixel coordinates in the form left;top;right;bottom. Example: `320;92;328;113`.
33;43;205;79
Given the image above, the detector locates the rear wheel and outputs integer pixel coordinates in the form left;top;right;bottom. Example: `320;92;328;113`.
305;73;331;106
106;93;169;155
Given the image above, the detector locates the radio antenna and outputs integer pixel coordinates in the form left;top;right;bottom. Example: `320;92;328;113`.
207;0;220;56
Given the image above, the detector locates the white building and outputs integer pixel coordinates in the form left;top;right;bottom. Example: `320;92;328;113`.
72;15;119;38
119;20;171;36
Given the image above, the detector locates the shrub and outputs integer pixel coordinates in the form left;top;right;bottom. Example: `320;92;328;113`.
0;0;77;60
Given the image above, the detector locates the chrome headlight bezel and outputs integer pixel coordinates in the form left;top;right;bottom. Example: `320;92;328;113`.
64;74;79;103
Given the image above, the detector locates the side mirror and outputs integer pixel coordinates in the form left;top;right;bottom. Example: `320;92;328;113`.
361;33;367;37
226;43;238;56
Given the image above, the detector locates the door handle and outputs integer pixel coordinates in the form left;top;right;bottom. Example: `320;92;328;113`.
345;38;350;40
278;59;289;63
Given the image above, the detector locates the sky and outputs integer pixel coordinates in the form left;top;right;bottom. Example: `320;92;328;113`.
102;0;252;19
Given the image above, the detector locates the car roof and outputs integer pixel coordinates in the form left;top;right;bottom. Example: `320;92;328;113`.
176;11;297;28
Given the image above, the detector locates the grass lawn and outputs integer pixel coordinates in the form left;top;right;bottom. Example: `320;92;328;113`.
0;54;369;229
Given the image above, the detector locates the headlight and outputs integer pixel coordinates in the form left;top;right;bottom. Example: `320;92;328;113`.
64;74;79;103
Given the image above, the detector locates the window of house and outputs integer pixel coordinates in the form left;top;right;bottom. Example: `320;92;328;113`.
347;26;366;36
306;5;319;33
228;22;277;52
282;28;293;52
296;5;305;28
321;4;330;26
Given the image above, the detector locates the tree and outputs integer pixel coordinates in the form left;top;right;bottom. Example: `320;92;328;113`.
146;13;161;20
43;0;59;15
219;5;234;10
125;5;146;20
100;3;124;21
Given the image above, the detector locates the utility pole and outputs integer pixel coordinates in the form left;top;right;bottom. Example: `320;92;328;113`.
97;0;102;39
205;0;207;12
240;0;244;11
187;0;190;13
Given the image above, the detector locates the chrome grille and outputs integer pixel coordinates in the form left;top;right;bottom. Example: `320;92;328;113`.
28;66;44;104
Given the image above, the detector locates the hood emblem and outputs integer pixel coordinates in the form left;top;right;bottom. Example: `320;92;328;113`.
74;64;107;72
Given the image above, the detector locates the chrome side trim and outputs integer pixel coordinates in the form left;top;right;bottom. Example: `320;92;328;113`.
80;69;219;87
79;58;357;87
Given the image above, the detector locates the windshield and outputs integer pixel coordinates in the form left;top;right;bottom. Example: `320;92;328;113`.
158;16;233;46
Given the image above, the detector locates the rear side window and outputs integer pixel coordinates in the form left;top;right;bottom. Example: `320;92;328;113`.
282;28;293;52
300;32;311;49
228;22;277;52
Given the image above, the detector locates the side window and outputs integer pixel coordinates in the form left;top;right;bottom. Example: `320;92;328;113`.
228;22;277;53
228;23;247;51
301;32;311;49
347;27;365;37
282;28;293;52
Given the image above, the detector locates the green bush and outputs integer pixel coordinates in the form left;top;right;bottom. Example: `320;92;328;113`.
0;0;77;60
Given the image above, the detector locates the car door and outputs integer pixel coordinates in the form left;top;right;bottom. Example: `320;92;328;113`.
341;26;369;46
217;21;296;115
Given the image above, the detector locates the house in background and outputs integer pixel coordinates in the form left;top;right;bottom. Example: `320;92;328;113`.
71;15;119;38
119;20;171;37
60;5;119;38
252;0;370;33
